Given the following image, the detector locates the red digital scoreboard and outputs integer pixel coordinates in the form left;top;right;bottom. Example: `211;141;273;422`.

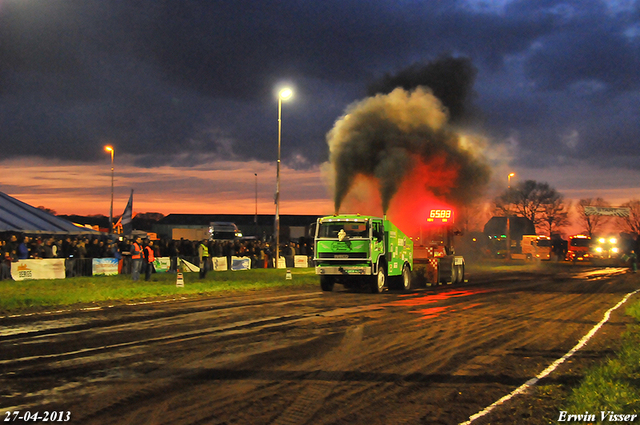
426;209;454;224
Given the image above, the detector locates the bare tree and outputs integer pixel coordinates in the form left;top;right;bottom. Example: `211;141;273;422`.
541;196;571;236
576;198;611;237
493;180;560;228
37;206;57;215
620;200;640;235
458;201;491;233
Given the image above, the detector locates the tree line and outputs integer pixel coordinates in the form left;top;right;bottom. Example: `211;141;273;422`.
490;180;640;237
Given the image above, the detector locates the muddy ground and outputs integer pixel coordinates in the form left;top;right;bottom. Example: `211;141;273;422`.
1;266;639;425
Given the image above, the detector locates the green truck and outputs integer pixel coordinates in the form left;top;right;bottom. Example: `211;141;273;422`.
313;214;413;293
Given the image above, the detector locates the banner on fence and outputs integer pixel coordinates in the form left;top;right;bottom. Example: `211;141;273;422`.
294;255;309;268
231;256;251;271
153;257;171;273
212;257;227;271
92;258;119;276
11;259;66;281
275;256;287;269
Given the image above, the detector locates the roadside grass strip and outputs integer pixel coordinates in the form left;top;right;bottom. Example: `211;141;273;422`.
0;268;318;317
562;299;640;415
459;288;640;425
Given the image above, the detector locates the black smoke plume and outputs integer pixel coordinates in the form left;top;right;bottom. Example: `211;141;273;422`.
366;55;477;123
327;86;490;214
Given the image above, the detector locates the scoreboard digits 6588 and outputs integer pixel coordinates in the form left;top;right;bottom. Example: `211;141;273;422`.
427;209;454;223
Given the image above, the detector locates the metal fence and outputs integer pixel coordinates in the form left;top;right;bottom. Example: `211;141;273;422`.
61;254;310;278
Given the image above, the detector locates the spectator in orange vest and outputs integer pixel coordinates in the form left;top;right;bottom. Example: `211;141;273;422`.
131;237;143;281
144;240;155;281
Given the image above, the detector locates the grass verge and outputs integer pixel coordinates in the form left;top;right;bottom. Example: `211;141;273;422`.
562;299;640;416
0;268;319;315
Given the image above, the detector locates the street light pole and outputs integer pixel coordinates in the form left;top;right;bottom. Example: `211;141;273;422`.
275;88;292;268
507;172;515;260
105;146;115;233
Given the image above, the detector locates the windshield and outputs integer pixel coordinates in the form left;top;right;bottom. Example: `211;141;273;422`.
317;222;369;238
537;239;551;247
570;239;590;248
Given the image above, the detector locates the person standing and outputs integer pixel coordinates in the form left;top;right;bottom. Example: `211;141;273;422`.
144;240;155;281
198;239;209;279
6;235;18;262
130;237;143;281
17;236;30;259
1;240;11;280
629;250;638;273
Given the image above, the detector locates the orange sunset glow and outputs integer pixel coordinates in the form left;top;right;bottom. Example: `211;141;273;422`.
0;157;334;217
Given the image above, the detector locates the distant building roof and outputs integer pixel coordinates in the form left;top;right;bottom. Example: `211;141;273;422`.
156;214;321;227
483;216;536;238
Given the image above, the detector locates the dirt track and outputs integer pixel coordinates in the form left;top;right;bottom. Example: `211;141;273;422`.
1;266;639;425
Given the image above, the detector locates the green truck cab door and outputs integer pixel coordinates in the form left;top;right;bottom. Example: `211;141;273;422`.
371;220;385;261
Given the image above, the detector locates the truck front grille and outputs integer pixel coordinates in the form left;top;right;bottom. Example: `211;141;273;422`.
317;252;368;259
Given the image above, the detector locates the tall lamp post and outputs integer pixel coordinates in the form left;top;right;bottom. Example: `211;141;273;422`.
105;145;115;233
506;172;515;259
254;173;258;236
275;87;292;267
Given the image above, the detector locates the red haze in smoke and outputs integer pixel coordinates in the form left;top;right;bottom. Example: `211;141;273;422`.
337;155;459;239
387;156;458;238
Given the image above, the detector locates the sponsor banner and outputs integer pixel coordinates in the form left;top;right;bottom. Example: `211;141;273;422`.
275;256;287;269
294;255;309;268
11;259;66;281
212;257;228;271
153;257;171;273
584;206;631;217
92;258;119;276
231;256;250;271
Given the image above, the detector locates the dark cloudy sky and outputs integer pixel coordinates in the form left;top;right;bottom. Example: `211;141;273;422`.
1;0;639;219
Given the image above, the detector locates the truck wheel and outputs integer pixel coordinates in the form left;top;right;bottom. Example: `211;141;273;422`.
370;264;386;294
456;264;465;284
320;276;335;292
401;264;411;291
450;266;458;285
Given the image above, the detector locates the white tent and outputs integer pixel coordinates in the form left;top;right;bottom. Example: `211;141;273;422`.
0;192;101;235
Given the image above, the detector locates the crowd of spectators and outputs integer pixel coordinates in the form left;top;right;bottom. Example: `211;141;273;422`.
0;234;313;280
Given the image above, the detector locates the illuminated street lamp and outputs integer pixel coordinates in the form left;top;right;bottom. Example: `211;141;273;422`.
506;172;515;259
275;87;293;267
105;145;115;233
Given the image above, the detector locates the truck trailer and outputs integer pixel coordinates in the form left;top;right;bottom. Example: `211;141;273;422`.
412;208;465;286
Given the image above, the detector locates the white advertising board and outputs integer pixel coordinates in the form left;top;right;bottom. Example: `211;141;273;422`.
294;255;309;268
92;258;119;276
11;259;66;281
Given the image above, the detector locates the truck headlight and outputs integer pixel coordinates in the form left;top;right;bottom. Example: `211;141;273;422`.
612;247;619;254
595;247;603;253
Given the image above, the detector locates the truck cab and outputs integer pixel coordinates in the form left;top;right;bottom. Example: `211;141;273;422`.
567;235;591;262
590;235;621;265
314;215;413;293
522;235;552;260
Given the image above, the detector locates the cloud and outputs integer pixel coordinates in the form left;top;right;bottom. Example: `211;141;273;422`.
1;0;640;211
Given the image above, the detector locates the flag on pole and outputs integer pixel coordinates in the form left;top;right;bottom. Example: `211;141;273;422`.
122;189;134;235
